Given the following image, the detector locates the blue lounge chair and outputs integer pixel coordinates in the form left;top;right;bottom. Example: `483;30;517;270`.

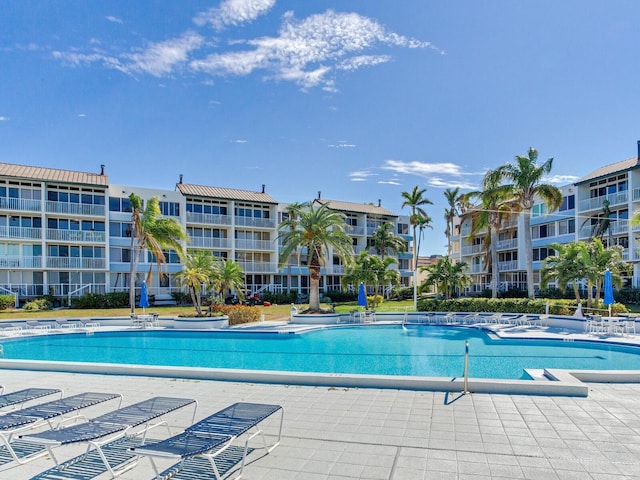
132;402;283;480
20;396;197;478
0;387;62;412
0;391;121;464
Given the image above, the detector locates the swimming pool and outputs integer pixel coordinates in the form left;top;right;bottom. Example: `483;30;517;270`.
3;325;640;380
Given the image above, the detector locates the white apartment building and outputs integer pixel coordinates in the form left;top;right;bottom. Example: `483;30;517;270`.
0;162;414;305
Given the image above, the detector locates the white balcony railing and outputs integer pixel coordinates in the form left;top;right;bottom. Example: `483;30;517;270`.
46;257;107;269
496;238;517;250
48;283;107;296
0;226;41;240
234;239;274;251
0;197;41;212
497;260;519;271
188;237;231;249
45;201;105;216
578;191;628;212
344;225;366;235
0;256;42;268
237;261;277;273
233;216;276;229
186;212;232;225
46;229;106;242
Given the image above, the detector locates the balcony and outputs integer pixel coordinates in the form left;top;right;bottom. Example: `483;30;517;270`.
233;216;276;229
48;283;107;296
496;238;517;250
234;239;274;251
46;257;107;269
469;264;486;274
461;245;484;255
237;261;277;273
497;260;519;271
46;229;106;243
578;191;628;212
0;256;42;268
0;226;41;240
188;237;231;249
344;225;366;235
0;197;41;212
45;201;105;216
186;212;232;226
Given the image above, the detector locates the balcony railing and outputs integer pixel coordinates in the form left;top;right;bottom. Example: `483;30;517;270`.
237;261;277;273
46;257;107;269
233;216;276;229
461;245;484;255
0;197;41;212
496;238;517;250
0;256;42;268
578;191;628;212
0;226;41;240
45;201;105;216
469;264;486;274
46;229;106;242
0;283;44;296
497;260;519;271
186;212;232;225
234;239;274;251
344;225;366;235
48;283;107;296
188;237;231;249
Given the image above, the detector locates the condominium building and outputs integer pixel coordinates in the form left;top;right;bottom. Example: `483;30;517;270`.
0;162;413;305
454;141;640;294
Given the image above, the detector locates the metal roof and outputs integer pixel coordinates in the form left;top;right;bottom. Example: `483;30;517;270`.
575;157;640;185
315;198;398;217
176;183;278;204
0;162;108;186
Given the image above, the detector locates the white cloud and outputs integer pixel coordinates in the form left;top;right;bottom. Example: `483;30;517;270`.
106;16;123;24
328;141;356;148
382;160;463;176
349;170;377;180
544;174;579;185
193;0;276;30
426;177;477;190
232;139;248;143
77;113;86;117
350;178;366;182
0;116;8;121
378;180;402;185
190;10;433;89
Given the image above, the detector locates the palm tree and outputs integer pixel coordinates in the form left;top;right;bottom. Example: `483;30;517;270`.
281;202;309;294
443;187;461;255
401;186;433;310
488;148;562;299
371;222;405;259
176;250;214;316
128;193;188;314
580;238;626;309
421;256;470;299
541;242;588;303
369;255;400;308
278;201;354;311
212;258;247;301
462;173;517;298
581;199;614;246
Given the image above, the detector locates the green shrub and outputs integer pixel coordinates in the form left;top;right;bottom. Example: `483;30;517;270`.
416;297;600;315
260;291;298;305
367;295;383;306
0;294;15;310
171;291;192;305
23;297;52;311
390;287;413;300
211;304;262;325
71;292;129;309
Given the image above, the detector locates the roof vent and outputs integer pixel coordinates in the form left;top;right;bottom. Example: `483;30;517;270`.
261;184;265;193
378;199;381;207
100;164;105;175
317;191;321;199
178;174;183;184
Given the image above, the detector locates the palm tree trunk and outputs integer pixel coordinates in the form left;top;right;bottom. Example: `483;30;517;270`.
309;266;321;311
490;226;499;299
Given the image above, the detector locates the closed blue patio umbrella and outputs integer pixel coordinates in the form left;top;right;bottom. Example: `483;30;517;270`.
357;282;368;309
139;281;150;313
603;269;614;317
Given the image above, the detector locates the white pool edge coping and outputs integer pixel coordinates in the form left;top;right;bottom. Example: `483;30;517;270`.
0;358;597;397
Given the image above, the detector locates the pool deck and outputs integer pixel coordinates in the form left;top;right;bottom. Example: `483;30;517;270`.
3;368;640;480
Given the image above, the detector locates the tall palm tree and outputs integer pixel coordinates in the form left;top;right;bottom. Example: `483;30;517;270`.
371;222;405;259
176;250;214;316
212;258;247;301
462;173;517;298
401;186;433;310
581;199;614;246
281;202;309;294
488;148;562;299
278;202;354;311
443;187;461;255
128;193;188;314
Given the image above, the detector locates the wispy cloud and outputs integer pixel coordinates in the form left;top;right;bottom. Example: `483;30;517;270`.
426;177;478;190
194;0;275;30
349;169;377;181
544;174;579;184
328;141;356;148
382;160;463;176
0;116;9;121
231;139;248;143
106;15;123;24
378;180;402;185
52;6;438;91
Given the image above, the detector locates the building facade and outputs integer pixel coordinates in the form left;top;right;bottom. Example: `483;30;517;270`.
0;162;414;305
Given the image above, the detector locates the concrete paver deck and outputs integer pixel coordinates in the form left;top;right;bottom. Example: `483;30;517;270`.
1;369;639;479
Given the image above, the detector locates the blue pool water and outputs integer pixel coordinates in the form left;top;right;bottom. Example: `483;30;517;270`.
4;325;640;380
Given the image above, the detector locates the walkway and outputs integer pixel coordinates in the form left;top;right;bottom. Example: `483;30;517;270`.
2;369;640;479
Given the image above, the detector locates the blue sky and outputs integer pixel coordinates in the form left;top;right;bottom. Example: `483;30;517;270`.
2;0;639;255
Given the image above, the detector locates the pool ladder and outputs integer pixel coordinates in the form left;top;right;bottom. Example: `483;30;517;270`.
463;340;469;394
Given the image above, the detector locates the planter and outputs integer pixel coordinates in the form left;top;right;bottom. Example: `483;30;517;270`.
173;316;229;329
290;313;342;325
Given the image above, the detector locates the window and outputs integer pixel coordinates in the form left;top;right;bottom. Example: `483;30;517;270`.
559;195;575;211
109;221;132;237
558;219;575;235
159;201;180;217
109;197;133;212
533;247;554;262
532;203;546;217
532;223;555;239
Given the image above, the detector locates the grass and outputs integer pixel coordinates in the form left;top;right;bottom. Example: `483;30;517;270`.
0;299;417;322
